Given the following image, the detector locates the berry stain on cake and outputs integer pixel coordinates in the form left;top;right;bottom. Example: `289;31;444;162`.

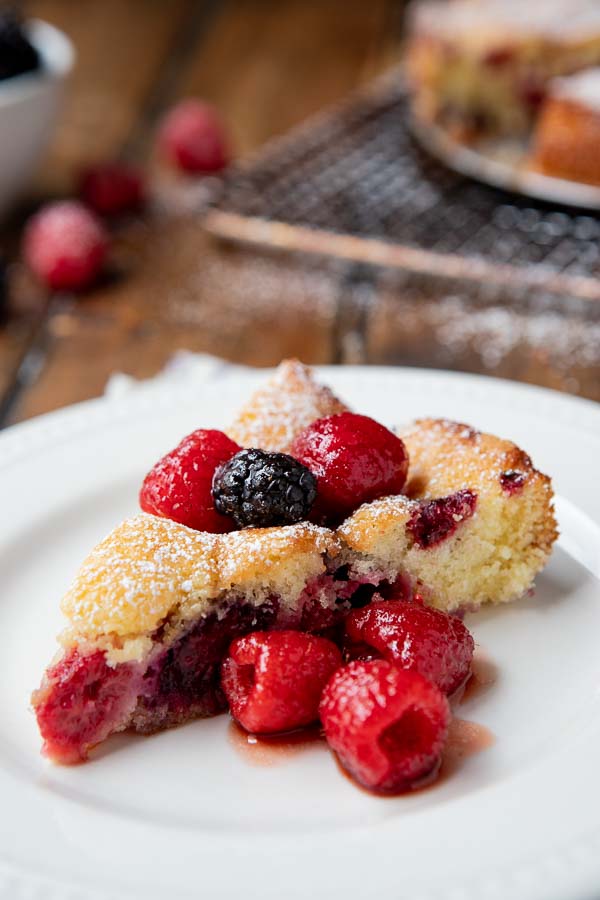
408;490;477;549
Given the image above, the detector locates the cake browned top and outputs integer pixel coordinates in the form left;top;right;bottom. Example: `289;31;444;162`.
401;417;553;503
61;514;340;644
227;359;348;452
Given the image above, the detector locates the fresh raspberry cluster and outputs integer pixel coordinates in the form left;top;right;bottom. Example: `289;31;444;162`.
139;412;409;533
219;598;473;794
137;411;475;794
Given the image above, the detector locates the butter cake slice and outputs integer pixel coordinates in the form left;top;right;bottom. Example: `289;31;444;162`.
32;362;557;763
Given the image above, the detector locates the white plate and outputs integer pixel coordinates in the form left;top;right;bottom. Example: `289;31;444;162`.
411;115;600;210
1;366;600;900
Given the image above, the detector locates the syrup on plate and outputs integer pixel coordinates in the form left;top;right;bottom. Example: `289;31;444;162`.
229;651;497;789
228;720;325;766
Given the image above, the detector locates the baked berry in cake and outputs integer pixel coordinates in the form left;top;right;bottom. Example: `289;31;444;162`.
530;68;600;186
32;360;557;769
406;0;600;141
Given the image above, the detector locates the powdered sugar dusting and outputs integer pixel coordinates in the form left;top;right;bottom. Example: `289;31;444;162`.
61;514;340;642
61;515;219;639
227;359;348;451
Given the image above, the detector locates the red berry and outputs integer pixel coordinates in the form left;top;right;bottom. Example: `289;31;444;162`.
79;163;145;216
33;649;137;764
345;600;474;695
221;630;342;734
22;201;109;291
291;412;409;523
157;99;229;173
320;660;450;793
140;429;240;532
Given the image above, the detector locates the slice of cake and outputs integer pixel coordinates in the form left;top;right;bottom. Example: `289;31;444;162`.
406;0;600;140
339;419;557;612
529;68;600;185
32;362;557;763
32;516;351;763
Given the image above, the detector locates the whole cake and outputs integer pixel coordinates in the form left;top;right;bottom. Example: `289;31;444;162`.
32;361;557;767
529;68;600;185
406;0;600;140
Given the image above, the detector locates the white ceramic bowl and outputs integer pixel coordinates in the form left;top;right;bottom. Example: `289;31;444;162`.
0;19;74;220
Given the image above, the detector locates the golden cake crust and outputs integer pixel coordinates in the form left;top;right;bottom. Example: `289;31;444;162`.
340;418;557;611
61;513;341;645
227;359;348;452
402;417;554;510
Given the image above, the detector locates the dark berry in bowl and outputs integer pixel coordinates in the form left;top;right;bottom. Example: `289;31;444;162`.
0;11;40;81
212;448;317;528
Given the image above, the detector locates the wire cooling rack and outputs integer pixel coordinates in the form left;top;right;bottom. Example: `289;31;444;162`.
205;73;600;299
203;72;600;400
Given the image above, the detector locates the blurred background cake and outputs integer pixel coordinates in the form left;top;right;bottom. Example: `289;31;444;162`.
406;0;600;140
530;68;600;186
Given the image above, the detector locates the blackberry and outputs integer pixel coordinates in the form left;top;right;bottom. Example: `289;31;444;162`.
0;11;40;82
212;449;317;528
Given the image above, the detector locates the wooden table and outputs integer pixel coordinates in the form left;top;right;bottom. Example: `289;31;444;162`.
1;0;598;427
0;0;404;425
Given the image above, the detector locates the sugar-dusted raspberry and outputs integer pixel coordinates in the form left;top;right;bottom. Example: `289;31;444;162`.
212;448;317;528
79;163;145;216
345;600;474;695
221;631;342;734
320;660;450;793
140;429;240;532
22;201;109;291
157;99;229;173
291;412;409;524
32;649;138;764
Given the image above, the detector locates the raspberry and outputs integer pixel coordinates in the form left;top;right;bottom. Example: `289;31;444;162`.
22;201;109;291
291;412;409;524
33;649;137;764
140;429;240;532
408;490;477;549
157;99;229;173
320;660;450;793
212;449;317;528
0;11;39;81
345;600;474;695
79;163;144;216
221;631;342;734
